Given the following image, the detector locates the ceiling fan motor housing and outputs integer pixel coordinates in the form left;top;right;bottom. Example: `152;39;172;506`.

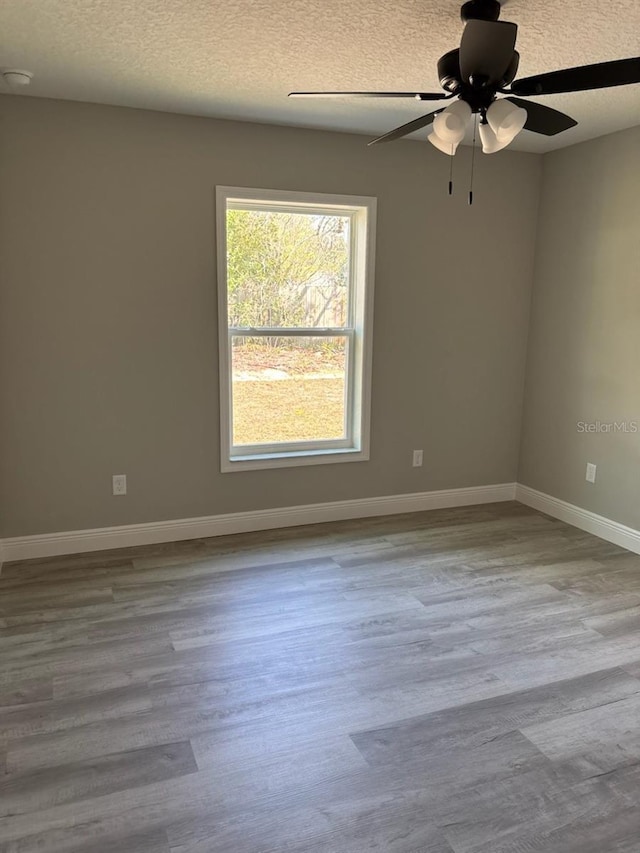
438;49;462;92
437;47;519;102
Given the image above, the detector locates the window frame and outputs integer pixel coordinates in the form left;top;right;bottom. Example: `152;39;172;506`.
216;186;376;473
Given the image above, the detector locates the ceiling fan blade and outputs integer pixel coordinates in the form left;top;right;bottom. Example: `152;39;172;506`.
506;96;577;136
289;91;448;100
510;57;640;96
459;19;518;85
367;110;442;146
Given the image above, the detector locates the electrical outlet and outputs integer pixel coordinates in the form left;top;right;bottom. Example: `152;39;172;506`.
412;450;423;468
112;474;127;495
585;463;597;484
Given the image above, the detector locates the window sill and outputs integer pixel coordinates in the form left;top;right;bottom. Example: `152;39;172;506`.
222;447;369;473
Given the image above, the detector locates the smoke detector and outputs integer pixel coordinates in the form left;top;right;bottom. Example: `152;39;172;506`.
2;69;33;87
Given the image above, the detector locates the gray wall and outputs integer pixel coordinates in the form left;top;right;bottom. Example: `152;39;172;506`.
0;95;540;537
519;126;640;530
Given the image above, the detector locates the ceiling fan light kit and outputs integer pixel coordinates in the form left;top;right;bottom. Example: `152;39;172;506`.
429;99;472;153
426;96;528;155
478;121;506;153
428;129;459;155
289;0;640;158
486;99;527;141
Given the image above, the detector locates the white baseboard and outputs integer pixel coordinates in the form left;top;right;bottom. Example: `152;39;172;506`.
0;482;517;564
515;484;640;556
3;482;639;565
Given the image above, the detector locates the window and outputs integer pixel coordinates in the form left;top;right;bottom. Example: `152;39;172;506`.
216;187;376;472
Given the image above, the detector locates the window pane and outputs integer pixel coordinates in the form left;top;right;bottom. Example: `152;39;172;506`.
232;336;348;446
226;209;350;328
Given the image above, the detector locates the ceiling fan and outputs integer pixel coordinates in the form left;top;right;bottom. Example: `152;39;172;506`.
289;0;640;155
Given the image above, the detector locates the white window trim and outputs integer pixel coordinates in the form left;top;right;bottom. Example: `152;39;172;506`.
216;186;376;473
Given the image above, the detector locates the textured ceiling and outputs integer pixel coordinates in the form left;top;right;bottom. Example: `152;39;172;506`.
0;0;639;152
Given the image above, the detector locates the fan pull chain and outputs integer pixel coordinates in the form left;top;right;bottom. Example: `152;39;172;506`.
469;114;477;206
448;143;454;195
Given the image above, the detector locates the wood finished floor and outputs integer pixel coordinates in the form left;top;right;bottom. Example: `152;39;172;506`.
3;502;640;852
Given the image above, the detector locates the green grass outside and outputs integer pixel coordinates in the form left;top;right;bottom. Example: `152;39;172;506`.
232;377;345;445
231;343;346;445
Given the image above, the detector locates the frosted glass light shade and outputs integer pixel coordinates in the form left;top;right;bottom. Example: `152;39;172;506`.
486;99;527;144
479;122;509;154
428;131;460;155
432;100;473;144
